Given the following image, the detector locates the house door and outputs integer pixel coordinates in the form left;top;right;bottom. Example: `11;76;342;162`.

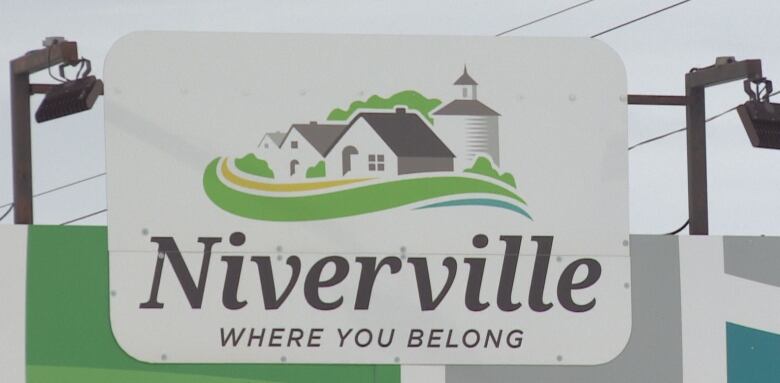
290;160;299;176
342;146;358;175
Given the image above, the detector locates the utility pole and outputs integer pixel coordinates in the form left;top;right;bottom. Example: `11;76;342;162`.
9;38;86;224
684;58;763;235
629;57;765;235
10;39;79;224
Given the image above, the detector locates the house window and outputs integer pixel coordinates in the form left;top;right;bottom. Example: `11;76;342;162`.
291;141;298;149
264;143;269;148
368;154;385;171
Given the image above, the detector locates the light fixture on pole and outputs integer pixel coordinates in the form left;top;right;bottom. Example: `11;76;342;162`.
35;58;103;123
737;78;780;149
9;37;103;224
629;56;780;235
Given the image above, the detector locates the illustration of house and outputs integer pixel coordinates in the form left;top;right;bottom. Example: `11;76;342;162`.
325;108;454;177
258;131;286;150
433;66;501;170
252;66;502;180
257;108;455;179
272;122;348;179
257;131;285;158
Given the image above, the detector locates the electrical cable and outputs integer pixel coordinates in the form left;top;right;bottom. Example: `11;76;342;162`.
665;219;689;235
496;0;691;39
60;209;107;225
628;90;780;151
0;172;106;210
0;204;13;222
494;0;698;152
76;59;85;80
628;126;686;151
590;0;692;38
46;45;66;83
495;0;596;37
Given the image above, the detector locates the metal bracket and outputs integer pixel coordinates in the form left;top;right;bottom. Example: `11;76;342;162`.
743;78;773;102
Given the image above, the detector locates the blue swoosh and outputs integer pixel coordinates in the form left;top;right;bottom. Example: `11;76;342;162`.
415;198;532;220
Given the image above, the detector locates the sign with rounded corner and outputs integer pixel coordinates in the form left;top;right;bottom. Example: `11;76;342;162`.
104;32;630;365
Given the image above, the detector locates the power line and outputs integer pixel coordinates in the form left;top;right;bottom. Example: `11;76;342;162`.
629;90;780;151
496;0;692;39
0;172;106;209
491;0;701;152
628;106;734;150
0;204;13;222
0;171;106;224
628;126;686;151
496;0;596;37
590;0;692;38
61;208;107;225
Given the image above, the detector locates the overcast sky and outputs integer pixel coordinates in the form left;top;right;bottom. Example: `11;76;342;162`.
1;0;779;235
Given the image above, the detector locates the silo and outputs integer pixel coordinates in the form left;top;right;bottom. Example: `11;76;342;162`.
433;66;501;170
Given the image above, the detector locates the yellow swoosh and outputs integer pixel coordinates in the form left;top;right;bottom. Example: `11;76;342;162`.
221;159;373;192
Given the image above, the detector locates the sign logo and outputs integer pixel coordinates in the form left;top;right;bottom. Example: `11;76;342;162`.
105;33;631;366
203;67;531;221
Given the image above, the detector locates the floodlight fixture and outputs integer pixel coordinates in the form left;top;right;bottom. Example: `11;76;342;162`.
737;78;780;149
35;75;103;123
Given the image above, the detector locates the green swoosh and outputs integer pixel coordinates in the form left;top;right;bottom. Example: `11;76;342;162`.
203;158;527;221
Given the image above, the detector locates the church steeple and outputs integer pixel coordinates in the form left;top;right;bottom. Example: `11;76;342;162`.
454;65;478;100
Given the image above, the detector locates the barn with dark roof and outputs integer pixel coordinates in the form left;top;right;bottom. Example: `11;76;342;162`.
325;107;455;177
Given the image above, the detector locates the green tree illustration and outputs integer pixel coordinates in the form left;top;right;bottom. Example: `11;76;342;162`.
306;161;326;178
464;156;516;188
235;154;275;179
327;90;442;123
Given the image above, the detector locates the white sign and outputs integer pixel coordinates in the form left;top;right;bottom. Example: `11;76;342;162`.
105;32;630;365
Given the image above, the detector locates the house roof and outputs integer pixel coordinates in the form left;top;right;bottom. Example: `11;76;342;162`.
341;109;454;158
260;131;287;147
284;122;349;156
433;99;501;116
454;66;478;86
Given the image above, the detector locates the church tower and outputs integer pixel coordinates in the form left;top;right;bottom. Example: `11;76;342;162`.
455;65;478;100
